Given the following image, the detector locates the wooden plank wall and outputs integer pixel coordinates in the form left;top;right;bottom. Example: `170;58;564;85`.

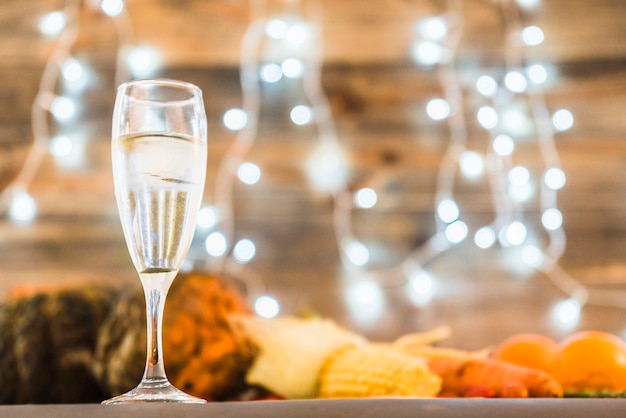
1;0;626;348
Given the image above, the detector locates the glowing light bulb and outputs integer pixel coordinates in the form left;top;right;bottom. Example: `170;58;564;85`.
237;162;262;185
260;63;282;83
51;96;76;121
407;270;435;306
281;58;304;78
544;168;566;190
354;188;378;209
552;299;581;329
205;232;227;257
504;71;527;93
528;64;548;84
552;109;574;131
504;221;527;246
346;278;385;324
233;238;256;263
516;0;541;10
197;205;219;229
62;59;84;83
418;17;448;40
411;41;444;66
265;19;288;39
509;165;530;186
460;151;484;179
345;241;369;266
542;208;563;231
521;244;544;267
290;105;313;125
477;106;498;129
223;108;248;131
445;220;468;244
101;0;124;17
39;11;66;36
474;226;496;249
306;142;348;193
522;25;545;46
9;192;37;223
126;46;161;78
50;135;73;158
493;134;515;156
255;296;280;319
476;75;498;97
426;98;450;120
437;199;459;223
287;24;308;44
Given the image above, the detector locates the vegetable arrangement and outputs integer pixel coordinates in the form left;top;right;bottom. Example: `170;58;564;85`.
1;271;625;403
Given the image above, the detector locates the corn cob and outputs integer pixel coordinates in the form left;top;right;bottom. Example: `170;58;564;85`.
317;345;442;398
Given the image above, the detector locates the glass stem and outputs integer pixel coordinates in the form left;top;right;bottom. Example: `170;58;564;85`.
140;273;175;386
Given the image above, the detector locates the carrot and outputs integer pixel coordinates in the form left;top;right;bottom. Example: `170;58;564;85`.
427;357;563;398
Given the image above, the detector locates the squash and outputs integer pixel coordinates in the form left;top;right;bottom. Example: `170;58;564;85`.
0;271;254;403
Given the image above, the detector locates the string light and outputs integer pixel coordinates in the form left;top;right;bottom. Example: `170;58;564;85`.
1;0;134;219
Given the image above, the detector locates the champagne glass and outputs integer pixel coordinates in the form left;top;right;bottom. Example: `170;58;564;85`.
103;79;207;404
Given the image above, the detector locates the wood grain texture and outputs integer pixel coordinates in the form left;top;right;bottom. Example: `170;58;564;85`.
1;0;626;348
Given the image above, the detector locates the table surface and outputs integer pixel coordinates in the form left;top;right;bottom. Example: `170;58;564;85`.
2;399;626;418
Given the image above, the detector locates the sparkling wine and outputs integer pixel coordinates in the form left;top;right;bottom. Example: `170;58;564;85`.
112;132;206;273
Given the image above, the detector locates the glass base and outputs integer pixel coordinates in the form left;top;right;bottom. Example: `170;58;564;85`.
102;378;207;404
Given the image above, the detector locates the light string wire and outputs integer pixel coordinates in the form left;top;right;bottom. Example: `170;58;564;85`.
0;0;133;218
209;0;339;302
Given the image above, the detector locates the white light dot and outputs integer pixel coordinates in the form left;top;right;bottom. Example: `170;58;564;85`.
504;71;528;93
287;24;308;44
407;271;435;306
411;41;444;66
260;63;282;83
345;241;369;266
62;59;84;83
223;108;248;131
437;199;459;223
426;98;450;120
39;11;66;36
346;278;386;324
354;188;378;209
476;75;498;97
290;105;313;125
51;96;76;121
552;109;574;131
508;181;534;202
418;17;448;40
528;64;548;84
205;232;227;257
552;299;581;329
521;244;544;267
522;25;545;46
281;58;304;78
101;0;124;17
474;226;496;249
493;134;515;156
544;168;566;190
516;0;541;10
237;162;261;185
460;151;484;179
265;19;288;39
127;46;161;78
542;208;563;231
9;192;37;223
477;106;498;129
445;220;468;244
197;206;219;229
50;135;73;157
505;221;527;246
306;142;348;193
233;238;256;263
501;108;530;136
255;296;280;319
509;165;531;186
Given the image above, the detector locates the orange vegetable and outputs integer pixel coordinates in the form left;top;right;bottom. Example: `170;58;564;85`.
491;333;558;373
427;357;563;398
551;330;626;392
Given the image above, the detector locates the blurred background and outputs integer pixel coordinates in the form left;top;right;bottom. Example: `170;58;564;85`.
1;0;626;349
